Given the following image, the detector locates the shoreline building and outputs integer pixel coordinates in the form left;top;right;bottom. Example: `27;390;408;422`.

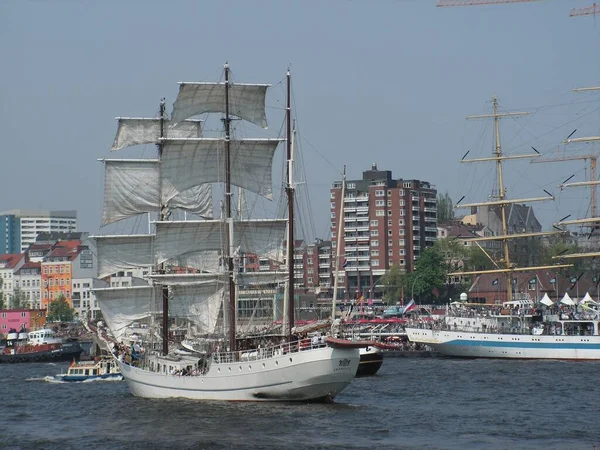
0;210;77;254
330;164;437;298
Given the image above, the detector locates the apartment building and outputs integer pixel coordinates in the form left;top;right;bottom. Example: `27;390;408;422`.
330;164;437;296
0;210;77;254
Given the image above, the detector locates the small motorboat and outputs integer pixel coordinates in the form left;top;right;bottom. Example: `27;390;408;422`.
55;357;122;382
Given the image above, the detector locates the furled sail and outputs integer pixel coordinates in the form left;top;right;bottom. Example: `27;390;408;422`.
154;219;287;265
94;285;161;342
95;235;154;279
171;82;269;128
112;118;203;151
161;138;281;200
101;159;213;225
151;271;287;286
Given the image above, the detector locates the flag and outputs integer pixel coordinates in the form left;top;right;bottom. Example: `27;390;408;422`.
549;278;556;284
492;278;499;286
432;287;440;298
403;299;417;314
342;258;348;268
529;278;536;284
570;277;577;283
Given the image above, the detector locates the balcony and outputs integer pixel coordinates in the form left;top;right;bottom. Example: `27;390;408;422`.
413;226;421;231
425;236;437;242
424;207;437;213
425;227;438;233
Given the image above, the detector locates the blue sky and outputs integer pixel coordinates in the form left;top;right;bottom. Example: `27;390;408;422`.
1;0;599;240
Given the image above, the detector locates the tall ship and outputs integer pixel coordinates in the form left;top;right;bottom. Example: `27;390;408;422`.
405;93;600;360
92;65;361;400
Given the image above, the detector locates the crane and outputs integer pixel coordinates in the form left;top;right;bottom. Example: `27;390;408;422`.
437;0;541;6
570;3;599;17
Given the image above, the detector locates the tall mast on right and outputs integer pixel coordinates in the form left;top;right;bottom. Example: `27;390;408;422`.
450;96;572;301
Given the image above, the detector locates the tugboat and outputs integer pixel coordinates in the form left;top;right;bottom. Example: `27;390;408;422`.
0;327;83;363
55;357;122;382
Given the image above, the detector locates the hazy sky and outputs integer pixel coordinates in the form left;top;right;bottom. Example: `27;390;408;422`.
1;0;599;240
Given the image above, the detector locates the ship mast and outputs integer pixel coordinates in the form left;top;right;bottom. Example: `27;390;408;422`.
285;69;295;340
332;166;346;318
224;63;237;352
157;98;170;355
450;96;571;301
552;85;600;261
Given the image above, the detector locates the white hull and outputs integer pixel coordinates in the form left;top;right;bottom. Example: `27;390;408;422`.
406;327;600;360
119;345;360;401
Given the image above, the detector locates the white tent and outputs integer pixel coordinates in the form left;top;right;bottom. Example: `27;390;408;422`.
580;292;598;305
560;293;575;306
539;293;554;306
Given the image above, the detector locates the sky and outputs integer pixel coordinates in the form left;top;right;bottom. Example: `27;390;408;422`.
1;0;599;242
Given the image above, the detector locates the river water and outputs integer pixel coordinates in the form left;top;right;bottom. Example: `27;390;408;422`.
1;356;598;450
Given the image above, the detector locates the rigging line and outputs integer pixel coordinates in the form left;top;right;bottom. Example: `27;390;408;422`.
507;105;600;152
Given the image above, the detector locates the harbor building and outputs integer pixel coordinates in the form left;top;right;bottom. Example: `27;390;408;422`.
0;210;77;254
330;164;437;298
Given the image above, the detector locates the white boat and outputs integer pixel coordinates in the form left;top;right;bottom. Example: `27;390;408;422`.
55;358;122;382
406;95;600;360
92;65;360;401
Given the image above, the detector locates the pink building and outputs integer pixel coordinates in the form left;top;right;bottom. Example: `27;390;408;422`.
0;309;46;337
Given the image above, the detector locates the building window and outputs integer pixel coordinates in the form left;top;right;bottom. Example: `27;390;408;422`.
400;229;405;236
388;249;393;256
370;240;379;247
371;250;379;256
399;219;404;226
400;249;405;255
387;200;392;207
376;210;385;217
388;230;393;236
372;259;379;267
399;189;404;196
371;230;378;236
400;199;405;206
330;202;335;209
403;182;411;188
370;220;378;226
388;210;392;216
387;220;392;226
375;190;384;197
375;200;385;207
400;259;406;265
388;240;393;247
399;239;405;246
400;209;405;216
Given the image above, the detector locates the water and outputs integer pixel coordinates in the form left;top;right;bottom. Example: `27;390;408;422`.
1;357;599;450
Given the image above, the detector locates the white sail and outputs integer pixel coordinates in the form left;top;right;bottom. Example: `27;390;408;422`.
95;235;154;279
171;83;269;128
154;219;286;265
112;118;203;151
170;282;225;334
94;285;161;342
102;159;213;225
161;138;282;200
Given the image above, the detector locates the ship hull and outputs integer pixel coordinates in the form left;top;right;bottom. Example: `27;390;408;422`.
406;328;600;360
356;346;383;377
119;346;360;401
0;342;83;364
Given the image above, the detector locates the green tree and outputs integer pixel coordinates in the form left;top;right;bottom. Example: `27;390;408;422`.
378;264;408;305
412;246;447;304
10;289;28;309
465;245;497;271
46;294;75;322
437;192;455;225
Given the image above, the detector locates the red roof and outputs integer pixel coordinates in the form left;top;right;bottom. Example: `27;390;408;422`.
0;253;24;269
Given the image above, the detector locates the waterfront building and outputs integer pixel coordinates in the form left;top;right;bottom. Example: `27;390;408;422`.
0;254;26;306
0;210;77;254
0;309;46;336
330;164;437;297
13;262;42;309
